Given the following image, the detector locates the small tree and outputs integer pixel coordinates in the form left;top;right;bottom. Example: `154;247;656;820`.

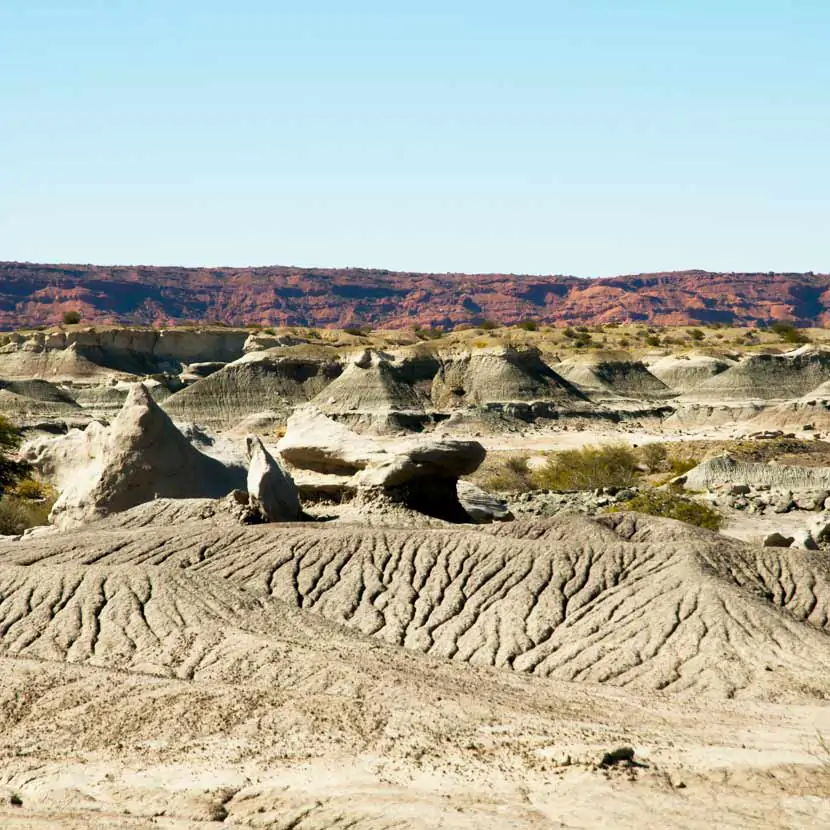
638;442;668;473
62;310;82;325
688;328;705;342
0;416;31;497
478;319;498;331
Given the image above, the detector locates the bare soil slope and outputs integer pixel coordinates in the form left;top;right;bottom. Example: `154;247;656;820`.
1;509;830;826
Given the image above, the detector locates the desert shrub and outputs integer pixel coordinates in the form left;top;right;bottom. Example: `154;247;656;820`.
13;478;47;500
478;319;498;331
606;489;723;530
770;321;809;344
414;326;444;340
514;319;538;331
645;334;661;347
533;444;638;491
563;327;576;339
62;310;81;325
343;326;368;337
669;456;698;476
638;442;667;473
476;455;534;492
618;337;630;348
0;496;52;535
688;328;705;341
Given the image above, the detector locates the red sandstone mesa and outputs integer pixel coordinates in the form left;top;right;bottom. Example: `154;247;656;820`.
1;262;829;330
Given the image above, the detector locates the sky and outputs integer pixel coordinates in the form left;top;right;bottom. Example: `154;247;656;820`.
0;1;828;276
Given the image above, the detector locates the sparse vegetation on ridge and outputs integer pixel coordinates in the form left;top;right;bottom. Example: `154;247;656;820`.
606;489;723;531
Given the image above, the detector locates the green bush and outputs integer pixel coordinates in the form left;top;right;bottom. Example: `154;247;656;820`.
688;328;705;341
645;334;661;347
770;321;809;344
13;478;47;500
514;319;538;331
533;444;638;491
0;496;52;535
606;489;723;531
669;456;698;477
638;442;668;473
478;319;498;331
62;310;82;325
414;326;444;340
476;455;535;492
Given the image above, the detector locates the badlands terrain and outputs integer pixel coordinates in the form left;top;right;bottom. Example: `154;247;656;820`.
2;321;830;827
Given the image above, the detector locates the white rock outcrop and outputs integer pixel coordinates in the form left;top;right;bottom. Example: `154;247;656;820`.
50;384;245;528
278;406;485;488
277;406;486;521
678;455;830;492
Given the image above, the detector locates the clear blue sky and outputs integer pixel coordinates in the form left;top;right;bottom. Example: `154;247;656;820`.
1;1;828;276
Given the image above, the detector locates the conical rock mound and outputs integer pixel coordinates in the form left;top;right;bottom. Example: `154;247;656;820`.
163;347;342;429
50;383;245;528
431;347;586;409
648;352;735;393
554;352;672;400
310;349;429;414
684;349;830;402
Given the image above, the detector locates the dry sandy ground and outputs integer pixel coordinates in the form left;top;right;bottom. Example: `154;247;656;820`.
0;507;829;827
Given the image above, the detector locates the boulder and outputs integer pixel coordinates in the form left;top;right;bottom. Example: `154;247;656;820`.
763;532;795;548
794;490;830;511
790;529;819;550
772;491;795;514
809;515;830;544
456;481;513;524
245;435;301;521
50;383;245;528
